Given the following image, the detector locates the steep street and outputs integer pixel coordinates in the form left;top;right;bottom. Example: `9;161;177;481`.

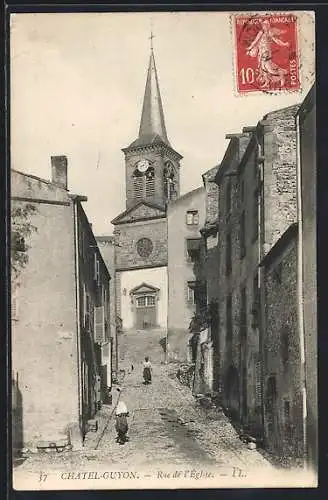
96;328;274;470
14;328;276;489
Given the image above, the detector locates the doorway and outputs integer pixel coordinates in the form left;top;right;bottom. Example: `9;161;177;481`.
135;294;157;328
265;376;278;453
130;282;160;329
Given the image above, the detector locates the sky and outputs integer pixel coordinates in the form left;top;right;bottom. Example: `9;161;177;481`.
10;12;315;235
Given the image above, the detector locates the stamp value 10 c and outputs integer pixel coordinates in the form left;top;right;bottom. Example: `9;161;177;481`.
233;13;300;94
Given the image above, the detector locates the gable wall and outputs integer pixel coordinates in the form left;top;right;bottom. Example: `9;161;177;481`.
114;203;165;224
114;218;168;270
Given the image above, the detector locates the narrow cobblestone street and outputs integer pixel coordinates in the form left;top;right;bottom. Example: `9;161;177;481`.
14;328;284;490
96;328;273;470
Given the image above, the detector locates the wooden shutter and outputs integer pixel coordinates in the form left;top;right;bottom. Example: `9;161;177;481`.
94;306;105;344
255;359;262;408
102;343;110;358
94;253;98;281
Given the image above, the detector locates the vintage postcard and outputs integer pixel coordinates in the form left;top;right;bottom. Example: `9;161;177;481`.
10;10;316;490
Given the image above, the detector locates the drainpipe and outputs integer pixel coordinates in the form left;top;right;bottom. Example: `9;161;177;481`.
73;200;83;433
296;114;308;468
255;133;265;441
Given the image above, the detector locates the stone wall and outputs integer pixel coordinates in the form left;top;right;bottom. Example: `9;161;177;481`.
298;86;317;469
11;189;79;448
11;168;109;449
263;229;304;463
114;218;168;271
262;105;299;255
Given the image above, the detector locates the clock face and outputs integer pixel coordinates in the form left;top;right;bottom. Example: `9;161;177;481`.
136;237;153;258
137;159;150;173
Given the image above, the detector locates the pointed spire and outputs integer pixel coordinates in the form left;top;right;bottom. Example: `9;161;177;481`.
137;42;170;146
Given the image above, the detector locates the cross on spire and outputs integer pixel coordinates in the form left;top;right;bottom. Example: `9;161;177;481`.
149;20;155;50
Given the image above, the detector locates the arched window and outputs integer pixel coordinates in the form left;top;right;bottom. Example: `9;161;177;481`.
145;167;155;198
133;168;144;200
164;161;176;201
133;165;155;200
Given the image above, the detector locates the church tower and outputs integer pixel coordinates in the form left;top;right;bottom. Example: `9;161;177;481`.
112;42;182;332
122;48;182;210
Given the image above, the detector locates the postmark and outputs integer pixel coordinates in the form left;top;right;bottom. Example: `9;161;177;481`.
232;13;300;94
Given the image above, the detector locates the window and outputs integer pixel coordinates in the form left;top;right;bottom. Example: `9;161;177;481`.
136;238;153;258
84;291;91;329
253;274;259;306
226;231;232;275
94;253;100;285
147;295;155;306
164;161;177;201
226;178;232;215
226;294;232;342
186;210;199;225
240;211;246;258
94;306;105;344
187;283;196;305
284;400;292;440
136;296;146;307
186;238;201;262
145;167;155;197
251;274;259;329
133;176;144;199
240;286;247;340
136;295;156;307
252;188;259;242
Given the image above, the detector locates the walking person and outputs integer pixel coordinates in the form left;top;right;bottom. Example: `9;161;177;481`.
143;356;152;385
115;389;129;445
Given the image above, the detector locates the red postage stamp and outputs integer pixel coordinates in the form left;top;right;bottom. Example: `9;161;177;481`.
233;13;300;93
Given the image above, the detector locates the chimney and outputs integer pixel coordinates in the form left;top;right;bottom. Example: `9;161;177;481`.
51;156;68;189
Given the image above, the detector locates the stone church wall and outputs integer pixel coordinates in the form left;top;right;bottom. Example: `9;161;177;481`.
114;218;167;271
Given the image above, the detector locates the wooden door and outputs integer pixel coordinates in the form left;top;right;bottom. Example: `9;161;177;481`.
135;294;157;329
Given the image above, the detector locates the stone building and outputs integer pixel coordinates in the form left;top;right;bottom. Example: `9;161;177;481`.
167;187;206;362
214;132;253;425
11;156;111;452
214;104;301;441
261;223;304;464
198;165;220;393
112;47;182;333
96;235;118;378
296;84;317;469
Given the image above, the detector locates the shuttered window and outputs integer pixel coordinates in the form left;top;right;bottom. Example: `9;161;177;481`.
94;253;100;285
94;306;105;344
255;358;262;408
145;176;155;197
134;177;144;199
